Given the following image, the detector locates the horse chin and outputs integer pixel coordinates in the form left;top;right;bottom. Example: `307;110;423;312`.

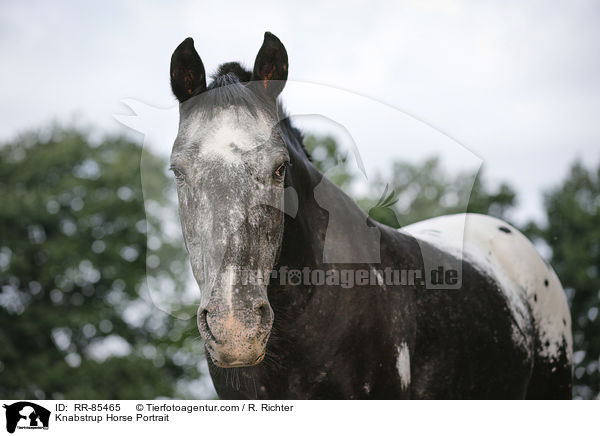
210;350;266;368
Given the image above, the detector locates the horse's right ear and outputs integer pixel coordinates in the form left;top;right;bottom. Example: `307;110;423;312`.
170;38;206;102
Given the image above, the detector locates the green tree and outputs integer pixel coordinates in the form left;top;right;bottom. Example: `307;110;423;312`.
525;162;600;399
304;135;516;228
360;157;516;228
0;127;204;399
304;135;355;190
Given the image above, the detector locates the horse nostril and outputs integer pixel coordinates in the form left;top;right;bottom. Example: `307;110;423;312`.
254;302;272;326
199;309;219;344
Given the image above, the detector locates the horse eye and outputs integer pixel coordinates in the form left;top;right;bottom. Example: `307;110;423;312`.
170;166;186;185
273;161;289;178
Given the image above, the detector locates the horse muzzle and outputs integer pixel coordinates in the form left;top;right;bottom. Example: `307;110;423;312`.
197;301;273;368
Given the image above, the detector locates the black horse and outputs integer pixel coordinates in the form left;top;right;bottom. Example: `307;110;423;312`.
168;32;572;399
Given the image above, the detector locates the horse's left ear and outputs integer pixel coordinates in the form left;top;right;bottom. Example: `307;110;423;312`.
252;32;288;97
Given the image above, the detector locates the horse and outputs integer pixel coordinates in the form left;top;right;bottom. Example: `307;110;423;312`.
168;32;573;399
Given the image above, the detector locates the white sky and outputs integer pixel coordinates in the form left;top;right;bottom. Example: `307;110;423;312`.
1;0;599;224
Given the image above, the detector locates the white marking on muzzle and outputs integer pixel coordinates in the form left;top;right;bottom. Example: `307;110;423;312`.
224;266;236;310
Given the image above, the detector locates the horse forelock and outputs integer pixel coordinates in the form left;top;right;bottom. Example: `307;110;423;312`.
200;63;311;161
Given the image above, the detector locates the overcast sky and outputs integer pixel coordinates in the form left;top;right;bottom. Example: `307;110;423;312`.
1;0;599;224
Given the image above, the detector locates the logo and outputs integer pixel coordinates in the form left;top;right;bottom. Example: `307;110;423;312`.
3;402;50;433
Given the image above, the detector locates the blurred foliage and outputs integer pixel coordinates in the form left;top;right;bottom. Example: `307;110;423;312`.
0;127;204;399
524;162;600;399
304;134;516;227
304;135;355;190
360;157;516;227
1;128;597;400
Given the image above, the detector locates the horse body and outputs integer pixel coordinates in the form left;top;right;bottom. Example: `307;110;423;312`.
168;32;573;399
208;150;572;399
404;214;572;398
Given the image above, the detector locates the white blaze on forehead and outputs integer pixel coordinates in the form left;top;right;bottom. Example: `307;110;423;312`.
199;109;272;164
396;342;411;390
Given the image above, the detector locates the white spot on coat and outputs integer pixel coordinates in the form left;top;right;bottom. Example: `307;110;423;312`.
396;342;411;389
401;213;572;362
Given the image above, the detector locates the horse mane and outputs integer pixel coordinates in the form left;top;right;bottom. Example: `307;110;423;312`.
205;62;311;160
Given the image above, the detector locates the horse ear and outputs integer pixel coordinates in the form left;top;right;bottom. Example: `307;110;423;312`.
170;37;206;102
252;32;288;97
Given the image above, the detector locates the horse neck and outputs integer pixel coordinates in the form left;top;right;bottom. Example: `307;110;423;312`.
278;153;328;271
276;123;335;271
272;127;384;305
